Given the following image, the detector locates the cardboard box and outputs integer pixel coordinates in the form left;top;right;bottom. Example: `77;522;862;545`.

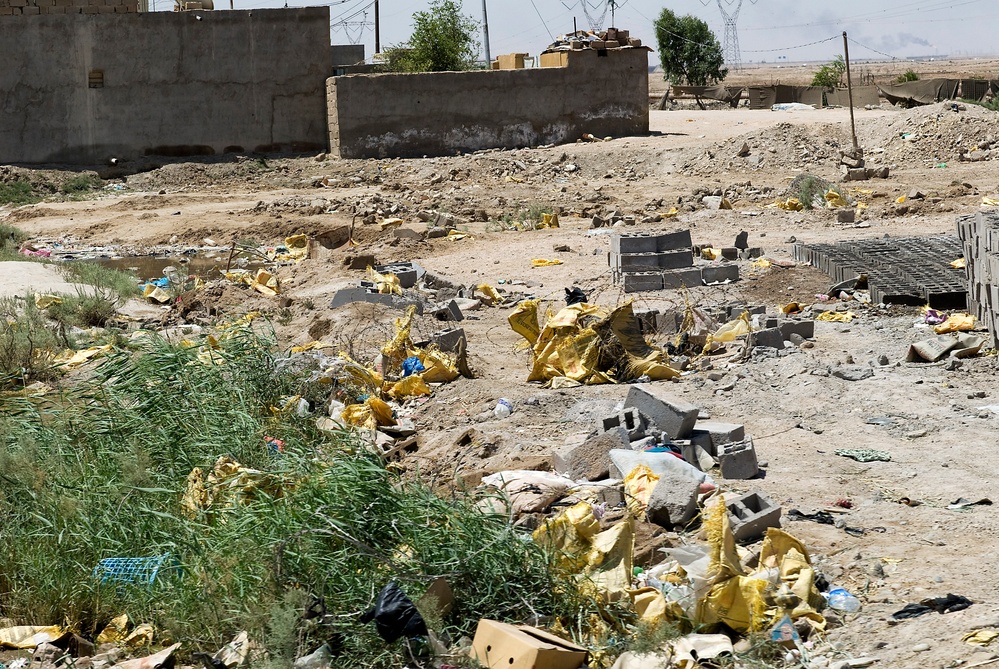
471;619;587;669
540;51;569;68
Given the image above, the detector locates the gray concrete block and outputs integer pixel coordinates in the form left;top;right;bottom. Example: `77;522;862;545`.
701;264;740;284
726;491;781;542
779;319;815;340
611;234;658;254
625;385;699;439
720;247;740;261
691;421;746;456
646;470;701;527
600;407;646;440
623;272;664;293
432;299;464;321
330;287;424;313
554;431;629;480
428;327;465;353
612;250;694;271
374;261;425;289
661;267;703;289
754;327;785;350
655;229;693;252
718;437;759;480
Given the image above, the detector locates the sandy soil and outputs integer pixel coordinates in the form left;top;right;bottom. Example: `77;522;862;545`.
6;103;999;668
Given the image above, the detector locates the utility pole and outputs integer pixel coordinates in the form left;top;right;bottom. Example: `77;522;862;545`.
481;0;491;65
374;0;380;54
843;31;858;151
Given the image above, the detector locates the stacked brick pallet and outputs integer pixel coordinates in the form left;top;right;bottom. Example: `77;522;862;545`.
610;231;740;293
793;235;967;309
0;0;138;15
957;212;999;346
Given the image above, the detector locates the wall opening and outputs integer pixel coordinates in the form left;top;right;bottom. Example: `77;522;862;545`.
88;70;104;89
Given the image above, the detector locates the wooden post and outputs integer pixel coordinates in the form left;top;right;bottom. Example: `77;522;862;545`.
843;31;858;151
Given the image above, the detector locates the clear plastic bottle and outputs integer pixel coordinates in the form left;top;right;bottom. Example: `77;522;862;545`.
494;398;513;419
826;587;862;613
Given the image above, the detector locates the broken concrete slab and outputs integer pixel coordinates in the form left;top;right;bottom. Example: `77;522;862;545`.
330;287;424;313
600;407;646;440
831;365;874;381
754;327;786;350
691;421;746;456
646;470;701;527
625;385;699;439
608;449;712;486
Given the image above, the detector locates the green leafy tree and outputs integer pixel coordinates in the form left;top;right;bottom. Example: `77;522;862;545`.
653;8;727;109
812;55;846;88
386;0;480;72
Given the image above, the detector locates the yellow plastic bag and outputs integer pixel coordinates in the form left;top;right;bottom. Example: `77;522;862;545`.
702;313;750;352
935;313;976;333
508;300;541;346
661;207;679;219
824;189;848;208
34;294;63;308
531;258;564;267
97;614;130;644
769;198;803;211
143;283;172;303
418;347;459;384
446;230;470;240
752;258;772;269
476;283;503;306
341;397;396;430
123;623;155;649
982;197;999;207
388;374;432;399
700;247;721;261
624;464;659;519
538;212;560;228
533;501;602;572
249;269;280;296
367;267;401;295
816;310;855;322
53;345;113;369
964;630;999;646
951;257;967;269
629;587;669;625
379;217;404;230
284;234;309;260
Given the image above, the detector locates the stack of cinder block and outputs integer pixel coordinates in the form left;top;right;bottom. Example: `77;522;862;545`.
0;0;138;15
839;147;890;181
610;231;741;293
957;211;999;347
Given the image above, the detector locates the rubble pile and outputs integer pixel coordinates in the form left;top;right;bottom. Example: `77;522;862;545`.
859;101;999;164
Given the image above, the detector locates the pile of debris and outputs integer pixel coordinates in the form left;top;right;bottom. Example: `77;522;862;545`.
793;235;968;308
859;101;999;165
544;27;644;52
609;230;742;293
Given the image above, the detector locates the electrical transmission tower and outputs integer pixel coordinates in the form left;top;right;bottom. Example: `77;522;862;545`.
701;0;757;70
561;0;629;32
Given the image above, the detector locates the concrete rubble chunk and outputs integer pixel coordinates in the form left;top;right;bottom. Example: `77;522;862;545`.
718;437;759;480
726;491;781;542
599;407;646;440
553;430;628;480
646;469;702;527
691;421;746;456
832;365;874;381
701;264;740;284
754;327;785;350
608;449;712;485
778;319;815;340
625;385;700;439
330;287;424;314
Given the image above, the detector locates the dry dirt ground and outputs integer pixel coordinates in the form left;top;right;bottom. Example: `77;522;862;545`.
7;102;999;669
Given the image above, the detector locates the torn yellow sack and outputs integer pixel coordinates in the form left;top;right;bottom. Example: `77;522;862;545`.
935;313;976;333
508;300;541;346
816;310;855;323
531;258;564;267
538;212;560;228
702;313;750;352
770;198;803;211
341;396;396;430
388;374;431;399
367;267;401;295
824;189;848;208
624;464;659;519
284;234;309;260
964;630;999;646
35;294;63;308
476;283;503;306
96;614;129;644
53;345;113;369
0;626;64;649
250;269;280;296
143;284;172;303
950;257;967;269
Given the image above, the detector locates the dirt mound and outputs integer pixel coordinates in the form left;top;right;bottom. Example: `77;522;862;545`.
665;122;849;175
859;101;999;165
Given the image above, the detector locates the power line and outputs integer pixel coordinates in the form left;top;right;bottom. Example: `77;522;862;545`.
529;0;554;41
742;34;840;54
847;37;899;61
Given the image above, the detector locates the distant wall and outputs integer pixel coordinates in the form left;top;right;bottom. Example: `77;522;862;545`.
331;44;364;67
327;48;650;159
0;8;331;164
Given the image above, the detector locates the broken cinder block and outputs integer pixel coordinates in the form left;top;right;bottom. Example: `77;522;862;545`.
553;430;628;481
625;385;699;439
718;437;759;480
599;407;646;441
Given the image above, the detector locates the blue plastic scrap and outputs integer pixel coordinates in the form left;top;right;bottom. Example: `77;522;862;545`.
401;356;425;377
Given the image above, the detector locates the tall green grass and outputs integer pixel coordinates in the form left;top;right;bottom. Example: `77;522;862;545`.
0;327;581;666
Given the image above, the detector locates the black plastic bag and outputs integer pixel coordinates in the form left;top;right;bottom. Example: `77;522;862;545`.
360;582;428;643
565;287;588;306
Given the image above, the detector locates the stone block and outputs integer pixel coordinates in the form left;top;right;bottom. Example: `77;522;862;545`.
554;430;628;480
779;319;815;340
661;267;702;289
837;208;856;224
754;327;785;350
646;470;701;527
691;421;746;456
720;247;740;260
701;264;740;284
623;272;663;293
330;287;423;313
432;299;463;322
726;491;781;542
624;385;699;439
735;230;749;250
718;437;759;480
374;261;424;288
599;407;646;440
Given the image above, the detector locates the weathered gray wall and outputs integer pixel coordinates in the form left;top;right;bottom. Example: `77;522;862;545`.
327;48;650;159
0;7;330;164
331;44;364;67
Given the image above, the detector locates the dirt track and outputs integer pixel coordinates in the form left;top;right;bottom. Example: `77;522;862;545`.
7;103;999;667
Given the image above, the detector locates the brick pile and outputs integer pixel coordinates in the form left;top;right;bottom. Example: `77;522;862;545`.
957;211;999;346
0;0;138;15
610;230;740;293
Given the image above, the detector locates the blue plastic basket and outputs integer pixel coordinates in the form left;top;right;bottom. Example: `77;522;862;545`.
93;553;175;587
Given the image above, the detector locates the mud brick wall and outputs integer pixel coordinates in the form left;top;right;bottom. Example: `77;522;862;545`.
327;47;650;159
0;7;330;164
0;0;139;16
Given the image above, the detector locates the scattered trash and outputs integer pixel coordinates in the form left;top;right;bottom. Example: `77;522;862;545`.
835;449;892;463
964;629;999;646
892;594;973;619
471;619;587;669
531;258;564;267
360;582;427;643
826;587;862;613
947;497;992;510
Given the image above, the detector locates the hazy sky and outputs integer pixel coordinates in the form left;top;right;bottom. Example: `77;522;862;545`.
226;0;996;64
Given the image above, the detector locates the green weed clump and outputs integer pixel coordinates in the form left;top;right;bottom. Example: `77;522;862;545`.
0;328;579;667
0;223;29;258
0;180;41;206
60;173;103;195
0;295;62;384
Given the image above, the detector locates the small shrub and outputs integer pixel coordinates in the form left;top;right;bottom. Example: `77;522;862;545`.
0;180;41;206
60;174;103;195
0;295;61;385
896;69;920;83
0;223;28;257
